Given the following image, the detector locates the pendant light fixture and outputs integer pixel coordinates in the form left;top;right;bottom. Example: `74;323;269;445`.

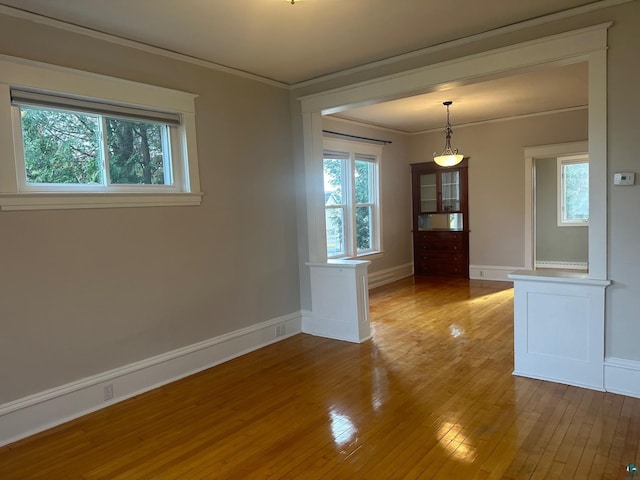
433;101;464;167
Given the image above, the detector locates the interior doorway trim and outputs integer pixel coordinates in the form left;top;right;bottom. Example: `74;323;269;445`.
523;141;589;271
299;23;610;280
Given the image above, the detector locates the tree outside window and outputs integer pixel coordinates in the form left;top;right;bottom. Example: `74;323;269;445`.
323;139;381;259
558;155;589;226
20;105;171;186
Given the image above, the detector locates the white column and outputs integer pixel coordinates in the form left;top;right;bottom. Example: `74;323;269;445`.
305;260;371;343
509;270;610;391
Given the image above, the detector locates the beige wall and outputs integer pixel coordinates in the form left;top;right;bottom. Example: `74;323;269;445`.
0;14;298;403
2;0;640;407
409;110;588;268
604;1;640;360
535;156;589;264
324;109;589;274
293;1;640;360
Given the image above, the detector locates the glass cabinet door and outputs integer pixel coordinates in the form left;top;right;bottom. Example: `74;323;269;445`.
420;173;437;212
441;171;460;212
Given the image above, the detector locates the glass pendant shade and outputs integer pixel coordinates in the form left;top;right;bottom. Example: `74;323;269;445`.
434;101;463;167
434;152;464;167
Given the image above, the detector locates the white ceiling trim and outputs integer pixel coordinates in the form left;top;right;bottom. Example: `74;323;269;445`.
329;105;589;136
301;23;609;276
324;115;409;136
407;105;590;135
299;22;611;114
293;0;631;89
0;4;289;90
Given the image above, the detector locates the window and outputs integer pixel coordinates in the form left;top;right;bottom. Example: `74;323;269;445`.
0;55;201;210
15;94;176;189
558;154;589;226
323;138;381;258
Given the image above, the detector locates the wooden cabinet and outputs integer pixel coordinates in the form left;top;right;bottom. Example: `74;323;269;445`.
411;160;469;278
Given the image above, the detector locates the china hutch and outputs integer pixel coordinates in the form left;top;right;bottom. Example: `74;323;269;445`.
411;160;469;278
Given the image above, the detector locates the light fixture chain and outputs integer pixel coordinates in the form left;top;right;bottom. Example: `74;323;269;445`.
433;101;464;167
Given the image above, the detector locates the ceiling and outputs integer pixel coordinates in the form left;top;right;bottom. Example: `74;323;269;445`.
332;62;589;133
0;0;596;130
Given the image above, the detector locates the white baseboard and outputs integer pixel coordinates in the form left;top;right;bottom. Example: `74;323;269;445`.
0;312;302;447
368;262;414;289
302;307;372;344
535;260;588;270
513;370;605;392
604;357;640;399
469;265;518;282
515;358;640;399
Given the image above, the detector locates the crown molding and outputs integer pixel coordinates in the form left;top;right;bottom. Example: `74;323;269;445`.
324;115;409;135
0;4;289;90
0;0;630;90
408;105;589;135
326;105;588;136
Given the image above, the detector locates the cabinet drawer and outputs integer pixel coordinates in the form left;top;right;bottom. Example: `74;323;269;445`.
418;252;464;266
417;253;466;276
416;239;464;252
416;231;462;243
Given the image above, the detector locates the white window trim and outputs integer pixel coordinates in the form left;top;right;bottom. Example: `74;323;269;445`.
0;54;202;210
323;137;382;260
557;154;589;227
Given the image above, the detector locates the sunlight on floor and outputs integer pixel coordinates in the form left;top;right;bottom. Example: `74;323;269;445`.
437;421;476;463
329;409;357;447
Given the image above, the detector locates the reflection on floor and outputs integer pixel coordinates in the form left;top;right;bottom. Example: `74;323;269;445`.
1;276;638;479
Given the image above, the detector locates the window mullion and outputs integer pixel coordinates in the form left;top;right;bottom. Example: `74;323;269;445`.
99;116;111;187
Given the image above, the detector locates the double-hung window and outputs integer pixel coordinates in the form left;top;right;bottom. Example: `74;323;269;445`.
558;154;589;226
0;55;201;210
323;138;381;259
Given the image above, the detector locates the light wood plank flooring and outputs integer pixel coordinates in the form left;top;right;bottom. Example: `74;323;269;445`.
1;276;639;479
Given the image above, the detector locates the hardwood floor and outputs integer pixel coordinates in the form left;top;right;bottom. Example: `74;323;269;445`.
1;276;639;479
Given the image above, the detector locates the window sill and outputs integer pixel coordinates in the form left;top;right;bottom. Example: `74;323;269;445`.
0;192;204;211
558;222;589;227
356;251;384;261
328;251;383;261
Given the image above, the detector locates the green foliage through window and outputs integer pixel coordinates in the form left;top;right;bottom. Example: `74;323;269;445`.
561;160;589;223
20;105;170;186
21;107;101;184
355;160;373;250
323;147;379;258
107;118;166;185
324;157;345;256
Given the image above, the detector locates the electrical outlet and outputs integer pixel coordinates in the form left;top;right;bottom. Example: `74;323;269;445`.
275;324;286;337
480;270;484;277
104;384;114;401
